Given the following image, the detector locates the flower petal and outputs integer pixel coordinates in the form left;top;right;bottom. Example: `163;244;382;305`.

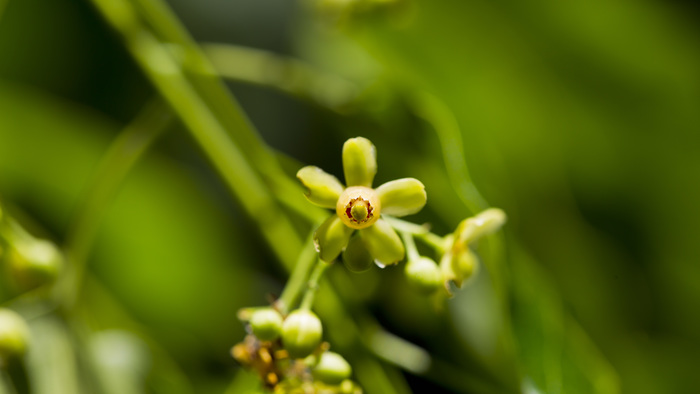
440;247;478;289
297;166;345;208
342;137;377;187
342;235;373;273
359;218;404;265
455;208;507;244
314;215;354;262
376;178;427;217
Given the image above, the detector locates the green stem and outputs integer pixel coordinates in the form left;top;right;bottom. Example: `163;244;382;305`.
126;0;326;225
203;43;361;110
277;231;319;314
410;92;488;215
384;216;445;252
399;231;420;262
55;98;171;310
299;260;329;310
88;0;303;269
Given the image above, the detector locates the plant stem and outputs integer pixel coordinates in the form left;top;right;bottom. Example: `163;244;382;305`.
203;43;360;110
410;92;488;215
384;216;445;252
88;0;303;269
126;0;326;225
399;231;420;262
277;231;319;314
299;260;329;310
54;98;171;311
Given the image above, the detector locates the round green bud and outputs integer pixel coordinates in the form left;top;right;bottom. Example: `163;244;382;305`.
405;257;443;294
312;351;352;385
342;236;373;273
454;249;477;280
281;310;322;359
9;240;62;290
249;308;283;341
0;308;30;362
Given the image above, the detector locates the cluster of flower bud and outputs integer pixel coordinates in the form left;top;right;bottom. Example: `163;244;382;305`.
234;307;359;392
402;208;507;294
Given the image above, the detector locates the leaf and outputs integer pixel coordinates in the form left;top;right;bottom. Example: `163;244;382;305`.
510;247;620;394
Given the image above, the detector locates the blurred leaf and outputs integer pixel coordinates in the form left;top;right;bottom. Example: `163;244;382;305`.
0;81;275;390
510;246;620;394
223;369;265;394
25;315;81;394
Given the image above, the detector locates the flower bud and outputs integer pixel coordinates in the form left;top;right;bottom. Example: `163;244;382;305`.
250;308;283;342
8;240;62;290
405;257;443;293
0;308;29;362
440;248;478;289
281;310;323;359
342;236;373;273
312;351;352;385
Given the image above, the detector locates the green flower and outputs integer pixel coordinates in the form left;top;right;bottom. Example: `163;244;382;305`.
297;137;427;267
440;208;506;290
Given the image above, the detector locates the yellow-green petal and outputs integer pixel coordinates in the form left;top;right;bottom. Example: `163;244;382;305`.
297;166;345;208
342;137;377;187
314;215;354;262
376;178;427;217
441;247;478;289
359;218;404;266
455;208;507;245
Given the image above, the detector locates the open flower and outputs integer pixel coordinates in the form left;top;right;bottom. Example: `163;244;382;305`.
440;208;506;289
297;137;427;268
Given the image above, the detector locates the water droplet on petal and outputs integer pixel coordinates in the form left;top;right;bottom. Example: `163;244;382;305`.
374;260;386;269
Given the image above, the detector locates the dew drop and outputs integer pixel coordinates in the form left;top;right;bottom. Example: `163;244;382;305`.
374;260;386;269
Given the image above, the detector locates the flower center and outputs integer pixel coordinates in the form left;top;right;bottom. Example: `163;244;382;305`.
336;186;381;230
347;198;372;223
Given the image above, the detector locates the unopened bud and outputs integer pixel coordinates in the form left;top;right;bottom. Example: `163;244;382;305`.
405;257;443;293
281;310;322;359
249;308;283;342
313;351;352;385
8;240;62;290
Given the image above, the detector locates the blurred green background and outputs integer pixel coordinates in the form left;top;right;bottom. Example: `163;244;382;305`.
1;0;700;393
